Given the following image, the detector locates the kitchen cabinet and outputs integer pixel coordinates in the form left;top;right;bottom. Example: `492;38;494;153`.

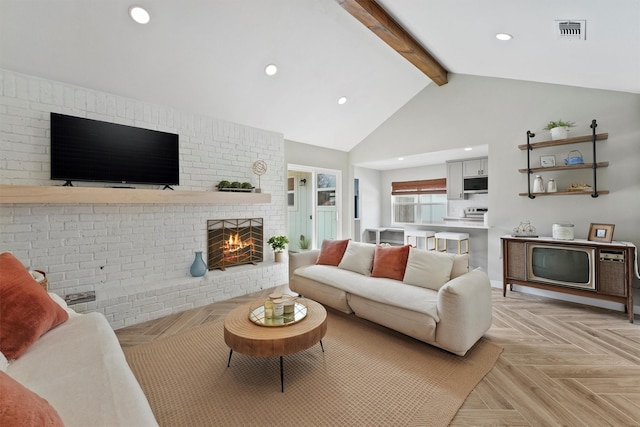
463;158;488;177
446;161;464;200
518;120;608;198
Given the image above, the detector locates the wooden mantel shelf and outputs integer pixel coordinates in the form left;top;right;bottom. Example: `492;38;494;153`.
0;185;272;204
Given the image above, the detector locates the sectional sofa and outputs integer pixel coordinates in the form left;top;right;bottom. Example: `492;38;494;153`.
289;240;493;356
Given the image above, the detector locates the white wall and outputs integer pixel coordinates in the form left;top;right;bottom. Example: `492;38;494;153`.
350;74;640;293
0;69;288;328
353;166;381;241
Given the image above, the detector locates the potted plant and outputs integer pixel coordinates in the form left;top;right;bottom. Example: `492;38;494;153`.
217;180;254;192
544;120;575;140
298;234;311;250
267;235;289;262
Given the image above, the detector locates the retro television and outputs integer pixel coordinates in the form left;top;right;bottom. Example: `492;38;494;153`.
50;113;179;186
526;243;596;290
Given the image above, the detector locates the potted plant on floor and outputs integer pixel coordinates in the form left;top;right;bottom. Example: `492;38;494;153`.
298;234;311;251
544;120;575;140
267;235;289;262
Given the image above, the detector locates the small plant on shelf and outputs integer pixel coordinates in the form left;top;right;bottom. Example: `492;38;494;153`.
217;180;254;192
543;120;575;131
544;120;575;140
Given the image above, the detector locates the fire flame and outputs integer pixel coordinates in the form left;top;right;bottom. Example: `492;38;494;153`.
223;233;254;255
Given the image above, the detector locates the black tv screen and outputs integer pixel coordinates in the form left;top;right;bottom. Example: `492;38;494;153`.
50;113;179;186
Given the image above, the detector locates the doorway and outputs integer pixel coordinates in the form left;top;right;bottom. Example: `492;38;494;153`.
287;164;341;251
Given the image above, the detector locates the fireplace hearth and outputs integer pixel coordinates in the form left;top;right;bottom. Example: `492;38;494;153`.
207;218;263;270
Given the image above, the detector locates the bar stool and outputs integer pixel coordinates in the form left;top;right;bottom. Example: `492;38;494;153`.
404;230;436;251
434;232;469;254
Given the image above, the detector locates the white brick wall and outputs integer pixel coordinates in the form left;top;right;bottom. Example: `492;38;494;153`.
0;69;288;329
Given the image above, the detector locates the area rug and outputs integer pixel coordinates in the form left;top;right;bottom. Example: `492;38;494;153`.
124;310;502;427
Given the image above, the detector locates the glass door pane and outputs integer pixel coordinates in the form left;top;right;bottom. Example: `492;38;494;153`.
316;172;337;243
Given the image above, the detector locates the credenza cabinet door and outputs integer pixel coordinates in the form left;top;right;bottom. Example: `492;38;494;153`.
505;240;526;281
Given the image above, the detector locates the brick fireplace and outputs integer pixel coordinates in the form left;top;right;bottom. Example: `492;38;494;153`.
207;218;264;270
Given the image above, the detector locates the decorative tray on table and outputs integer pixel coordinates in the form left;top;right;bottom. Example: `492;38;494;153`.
248;297;308;327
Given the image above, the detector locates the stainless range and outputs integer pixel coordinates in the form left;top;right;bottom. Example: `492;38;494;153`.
464;207;488;221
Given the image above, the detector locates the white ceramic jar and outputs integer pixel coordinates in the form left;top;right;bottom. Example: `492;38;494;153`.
552;223;574;240
533;175;545;193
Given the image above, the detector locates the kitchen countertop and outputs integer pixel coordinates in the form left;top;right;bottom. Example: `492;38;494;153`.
421;220;489;230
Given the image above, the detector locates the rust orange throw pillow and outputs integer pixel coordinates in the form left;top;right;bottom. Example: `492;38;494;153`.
0;253;68;360
371;245;411;281
0;371;64;427
316;239;350;266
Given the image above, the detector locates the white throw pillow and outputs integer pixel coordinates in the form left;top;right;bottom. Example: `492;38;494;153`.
403;248;454;291
450;254;469;279
338;241;376;276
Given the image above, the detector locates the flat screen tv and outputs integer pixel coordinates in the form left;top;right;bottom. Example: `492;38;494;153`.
50;112;179;186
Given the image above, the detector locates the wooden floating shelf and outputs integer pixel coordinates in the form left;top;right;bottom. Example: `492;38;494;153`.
518;190;609;197
517;133;608;150
0;185;272;204
518;162;609;173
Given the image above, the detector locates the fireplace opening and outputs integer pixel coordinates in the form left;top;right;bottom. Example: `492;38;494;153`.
207;218;263;270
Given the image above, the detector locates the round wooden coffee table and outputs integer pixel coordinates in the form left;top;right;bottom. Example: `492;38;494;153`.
224;298;327;392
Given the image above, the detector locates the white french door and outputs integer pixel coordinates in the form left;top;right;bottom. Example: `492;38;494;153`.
287;164;341;251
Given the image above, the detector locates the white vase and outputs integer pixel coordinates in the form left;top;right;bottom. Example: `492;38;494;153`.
532;175;545;193
550;127;569;140
274;251;284;262
547;179;557;193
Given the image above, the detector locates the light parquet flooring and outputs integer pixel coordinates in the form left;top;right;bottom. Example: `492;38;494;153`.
116;287;640;426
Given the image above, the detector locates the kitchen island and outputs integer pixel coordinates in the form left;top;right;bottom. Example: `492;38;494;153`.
363;222;488;271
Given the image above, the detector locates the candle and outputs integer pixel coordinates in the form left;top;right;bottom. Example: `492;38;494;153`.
264;300;273;319
283;300;295;315
272;299;284;318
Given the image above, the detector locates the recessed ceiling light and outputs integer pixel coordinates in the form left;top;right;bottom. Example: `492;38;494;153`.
264;64;278;76
495;33;513;41
398;157;404;161
129;6;150;24
464;147;473;151
337;96;347;105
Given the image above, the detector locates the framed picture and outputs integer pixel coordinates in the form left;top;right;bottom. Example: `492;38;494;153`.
540;155;556;168
587;223;615;243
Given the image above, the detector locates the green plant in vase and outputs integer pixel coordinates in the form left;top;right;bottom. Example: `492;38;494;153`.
544;120;575;140
267;235;289;262
299;234;311;250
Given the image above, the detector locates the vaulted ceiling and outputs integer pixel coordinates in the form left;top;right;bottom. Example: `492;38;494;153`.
1;0;638;152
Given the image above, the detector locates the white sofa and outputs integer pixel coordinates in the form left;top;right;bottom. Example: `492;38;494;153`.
2;294;158;427
289;241;493;356
0;251;157;427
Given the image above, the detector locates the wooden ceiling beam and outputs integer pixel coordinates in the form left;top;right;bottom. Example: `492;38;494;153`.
338;0;448;86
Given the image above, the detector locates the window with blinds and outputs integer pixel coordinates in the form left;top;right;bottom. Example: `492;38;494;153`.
391;178;447;224
391;178;446;195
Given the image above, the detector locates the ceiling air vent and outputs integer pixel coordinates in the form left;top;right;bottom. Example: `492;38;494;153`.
555;20;586;40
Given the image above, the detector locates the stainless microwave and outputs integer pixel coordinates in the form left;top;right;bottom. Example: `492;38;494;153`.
463;177;488;193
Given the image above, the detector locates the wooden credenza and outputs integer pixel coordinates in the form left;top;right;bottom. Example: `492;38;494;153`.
501;236;636;322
